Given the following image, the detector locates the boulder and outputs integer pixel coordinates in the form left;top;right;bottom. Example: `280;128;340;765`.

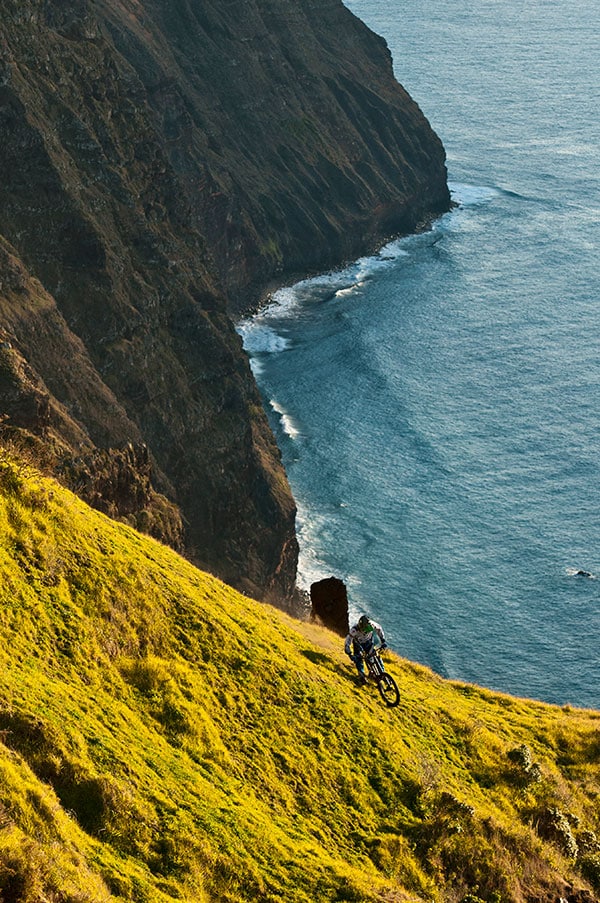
310;577;349;636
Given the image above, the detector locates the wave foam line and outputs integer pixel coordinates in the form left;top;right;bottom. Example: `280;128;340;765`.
236;321;289;354
270;399;300;440
449;181;501;207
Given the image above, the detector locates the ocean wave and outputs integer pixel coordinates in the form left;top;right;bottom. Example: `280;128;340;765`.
269;399;300;440
449;181;501;207
236;320;290;354
248;357;264;377
294;500;366;607
295;504;334;589
334;283;363;298
244;243;413;328
236;183;504;371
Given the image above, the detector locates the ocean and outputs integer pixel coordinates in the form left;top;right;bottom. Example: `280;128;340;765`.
238;0;600;709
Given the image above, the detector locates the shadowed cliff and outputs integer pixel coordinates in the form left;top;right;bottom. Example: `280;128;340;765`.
0;0;450;602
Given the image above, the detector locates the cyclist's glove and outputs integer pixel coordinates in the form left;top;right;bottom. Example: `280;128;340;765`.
380;643;388;651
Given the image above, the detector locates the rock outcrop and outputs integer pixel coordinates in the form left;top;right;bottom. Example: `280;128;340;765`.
310;577;350;637
0;0;450;603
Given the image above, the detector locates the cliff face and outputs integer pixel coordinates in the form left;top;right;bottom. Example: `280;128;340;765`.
0;0;449;602
96;0;451;313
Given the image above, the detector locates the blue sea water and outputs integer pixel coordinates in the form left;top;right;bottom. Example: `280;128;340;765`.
238;0;600;708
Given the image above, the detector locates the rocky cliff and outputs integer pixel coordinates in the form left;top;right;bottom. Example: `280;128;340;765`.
0;0;450;603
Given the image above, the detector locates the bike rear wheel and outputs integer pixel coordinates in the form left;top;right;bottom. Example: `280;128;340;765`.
377;673;400;707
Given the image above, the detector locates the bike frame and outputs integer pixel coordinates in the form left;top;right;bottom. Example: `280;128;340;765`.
363;646;400;708
365;647;386;679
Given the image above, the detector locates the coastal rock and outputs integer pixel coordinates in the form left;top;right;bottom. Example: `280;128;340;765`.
0;0;450;603
310;577;350;636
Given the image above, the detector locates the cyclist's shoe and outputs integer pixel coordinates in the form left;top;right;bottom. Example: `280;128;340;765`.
358;673;368;685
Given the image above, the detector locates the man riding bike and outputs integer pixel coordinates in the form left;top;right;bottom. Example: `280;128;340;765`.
344;614;387;684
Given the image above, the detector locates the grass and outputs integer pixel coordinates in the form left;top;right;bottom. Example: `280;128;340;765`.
0;447;599;902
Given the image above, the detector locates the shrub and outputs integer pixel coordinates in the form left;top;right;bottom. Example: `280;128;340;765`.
579;852;600;890
0;452;24;495
535;807;578;859
507;744;542;786
577;830;600;856
422;820;515;903
507;744;533;772
412;791;476;857
0;844;41;903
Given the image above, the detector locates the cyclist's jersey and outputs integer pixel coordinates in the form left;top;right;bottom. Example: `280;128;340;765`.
344;619;385;655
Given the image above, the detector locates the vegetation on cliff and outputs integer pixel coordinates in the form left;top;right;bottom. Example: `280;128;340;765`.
1;451;599;903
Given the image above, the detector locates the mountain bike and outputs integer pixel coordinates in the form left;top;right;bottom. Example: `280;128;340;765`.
364;647;400;708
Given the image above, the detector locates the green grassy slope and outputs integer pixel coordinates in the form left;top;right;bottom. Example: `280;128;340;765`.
1;450;599;903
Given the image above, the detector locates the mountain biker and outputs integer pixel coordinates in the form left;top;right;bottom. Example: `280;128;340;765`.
344;614;387;685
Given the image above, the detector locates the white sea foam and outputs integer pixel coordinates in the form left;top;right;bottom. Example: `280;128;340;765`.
334;283;361;298
565;567;597;579
294;504;334;589
252;243;413;326
264;284;305;318
352;244;411;282
237;235;415;352
294;499;365;602
270;399;300;440
449;181;500;207
378;240;411;260
236;320;290;354
248;357;264;377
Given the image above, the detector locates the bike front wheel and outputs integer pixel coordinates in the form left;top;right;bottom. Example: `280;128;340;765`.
377;673;400;708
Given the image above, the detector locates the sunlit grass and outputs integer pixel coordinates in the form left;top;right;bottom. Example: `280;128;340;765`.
1;448;599;901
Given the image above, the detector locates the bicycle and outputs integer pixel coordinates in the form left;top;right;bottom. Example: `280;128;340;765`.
364;646;400;708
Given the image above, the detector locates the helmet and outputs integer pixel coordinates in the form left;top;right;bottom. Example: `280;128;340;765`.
357;615;371;631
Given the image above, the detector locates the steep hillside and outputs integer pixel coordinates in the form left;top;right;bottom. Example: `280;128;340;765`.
1;452;599;903
0;0;450;603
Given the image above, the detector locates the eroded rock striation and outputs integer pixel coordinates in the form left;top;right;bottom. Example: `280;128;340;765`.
0;0;450;604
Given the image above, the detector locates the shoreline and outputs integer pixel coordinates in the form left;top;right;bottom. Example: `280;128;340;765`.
237;202;457;615
237;204;454;321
